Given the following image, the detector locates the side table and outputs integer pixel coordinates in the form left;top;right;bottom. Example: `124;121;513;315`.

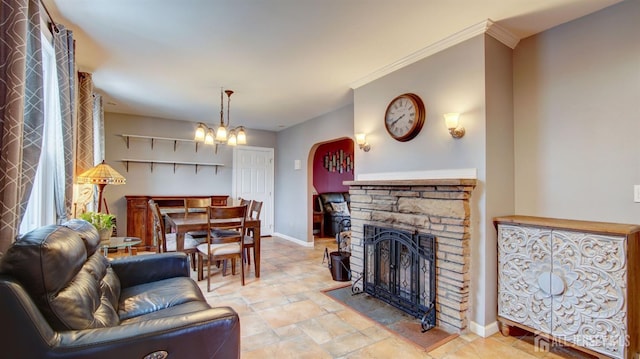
313;212;324;237
102;237;141;257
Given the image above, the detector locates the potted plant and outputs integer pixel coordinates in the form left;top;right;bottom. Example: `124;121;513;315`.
79;212;115;241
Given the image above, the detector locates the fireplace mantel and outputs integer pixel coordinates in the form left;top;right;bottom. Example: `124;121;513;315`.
344;178;476;187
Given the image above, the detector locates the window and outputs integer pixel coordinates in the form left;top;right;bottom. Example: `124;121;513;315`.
19;33;62;233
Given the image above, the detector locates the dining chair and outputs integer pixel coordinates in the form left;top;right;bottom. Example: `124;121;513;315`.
149;199;202;268
183;197;212;238
184;197;212;213
244;200;262;265
196;205;249;291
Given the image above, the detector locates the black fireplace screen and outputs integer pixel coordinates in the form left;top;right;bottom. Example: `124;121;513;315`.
363;225;436;332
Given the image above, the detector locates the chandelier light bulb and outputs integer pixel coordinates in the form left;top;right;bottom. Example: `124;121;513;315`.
215;125;227;142
194;123;206;142
227;132;237;146
237;127;247;145
204;128;214;145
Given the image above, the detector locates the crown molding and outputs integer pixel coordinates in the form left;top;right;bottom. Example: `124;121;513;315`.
485;20;520;49
350;19;520;89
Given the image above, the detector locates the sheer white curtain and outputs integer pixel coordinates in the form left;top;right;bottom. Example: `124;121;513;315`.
19;34;62;233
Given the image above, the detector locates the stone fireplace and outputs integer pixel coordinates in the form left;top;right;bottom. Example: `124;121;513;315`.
346;178;476;333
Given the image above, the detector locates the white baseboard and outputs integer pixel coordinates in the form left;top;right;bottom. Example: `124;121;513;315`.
272;232;314;247
469;320;499;338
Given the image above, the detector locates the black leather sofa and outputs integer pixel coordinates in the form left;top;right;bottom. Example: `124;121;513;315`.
317;192;351;237
0;219;240;359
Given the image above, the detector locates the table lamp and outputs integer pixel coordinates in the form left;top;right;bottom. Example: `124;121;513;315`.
76;160;126;212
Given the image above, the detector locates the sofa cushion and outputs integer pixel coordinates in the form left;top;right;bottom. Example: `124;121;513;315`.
319;192;348;212
118;276;205;321
0;223;121;331
52;252;121;329
120;301;212;325
62;218;101;256
330;202;350;215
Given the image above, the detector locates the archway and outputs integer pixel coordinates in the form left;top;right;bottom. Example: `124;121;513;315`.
308;137;354;240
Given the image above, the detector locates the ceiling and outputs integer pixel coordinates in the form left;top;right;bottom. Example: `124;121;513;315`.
43;0;620;132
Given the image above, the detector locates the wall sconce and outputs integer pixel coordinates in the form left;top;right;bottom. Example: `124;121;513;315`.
444;113;465;139
355;133;370;152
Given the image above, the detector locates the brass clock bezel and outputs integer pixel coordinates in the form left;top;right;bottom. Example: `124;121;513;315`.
384;93;426;142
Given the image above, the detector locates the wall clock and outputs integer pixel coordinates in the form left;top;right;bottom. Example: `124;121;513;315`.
384;93;425;142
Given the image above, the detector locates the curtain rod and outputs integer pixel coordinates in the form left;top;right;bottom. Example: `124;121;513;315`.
39;0;59;33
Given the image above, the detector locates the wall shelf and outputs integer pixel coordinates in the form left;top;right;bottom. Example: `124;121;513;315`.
120;134;205;152
120;159;224;174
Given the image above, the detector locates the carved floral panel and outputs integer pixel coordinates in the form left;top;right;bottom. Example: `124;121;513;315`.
551;230;626;359
497;225;553;334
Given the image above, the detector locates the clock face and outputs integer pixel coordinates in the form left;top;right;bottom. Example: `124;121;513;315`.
384;93;425;142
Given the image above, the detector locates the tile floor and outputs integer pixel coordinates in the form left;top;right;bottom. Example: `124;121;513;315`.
190;236;591;359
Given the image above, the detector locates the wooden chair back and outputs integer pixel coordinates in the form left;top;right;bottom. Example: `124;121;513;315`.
248;200;263;220
184;197;212;214
149;199;168;253
206;205;247;243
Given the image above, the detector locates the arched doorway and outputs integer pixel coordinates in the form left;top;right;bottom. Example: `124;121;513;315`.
310;138;354;238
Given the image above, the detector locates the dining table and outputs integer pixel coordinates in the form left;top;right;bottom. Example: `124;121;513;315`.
164;212;262;278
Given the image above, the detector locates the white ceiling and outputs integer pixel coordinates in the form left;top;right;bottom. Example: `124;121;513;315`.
43;0;620;131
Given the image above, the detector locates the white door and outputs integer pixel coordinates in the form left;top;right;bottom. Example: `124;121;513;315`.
232;146;274;235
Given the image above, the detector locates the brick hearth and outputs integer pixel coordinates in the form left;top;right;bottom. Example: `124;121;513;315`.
345;178;476;333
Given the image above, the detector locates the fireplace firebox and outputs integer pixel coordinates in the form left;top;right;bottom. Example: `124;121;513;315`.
362;224;436;332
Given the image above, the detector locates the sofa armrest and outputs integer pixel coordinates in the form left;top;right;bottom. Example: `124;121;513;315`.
54;306;240;359
110;252;190;288
0;276;59;358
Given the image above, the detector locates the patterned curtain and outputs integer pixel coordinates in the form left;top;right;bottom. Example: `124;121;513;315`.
75;72;95;212
0;0;45;252
76;72;94;175
53;25;75;223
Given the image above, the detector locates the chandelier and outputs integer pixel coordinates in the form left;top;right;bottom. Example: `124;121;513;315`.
194;88;246;146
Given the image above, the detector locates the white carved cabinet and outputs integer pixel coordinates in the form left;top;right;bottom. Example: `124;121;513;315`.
495;216;640;359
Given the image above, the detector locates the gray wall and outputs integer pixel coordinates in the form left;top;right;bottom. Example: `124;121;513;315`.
482;35;515;327
104;112;276;234
274;104;354;242
353;36;486;175
514;0;640;224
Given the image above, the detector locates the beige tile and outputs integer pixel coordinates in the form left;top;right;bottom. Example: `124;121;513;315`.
249;295;291;311
274;323;304;340
321;331;377;357
487;331;519;345
459;332;480;343
428;337;470;359
241;329;280;352
360;324;393;342
258;299;326;328
298;313;359;344
240;312;272;337
512;337;548;358
241;284;286;304
345;337;431;359
210;296;251;315
243;332;333;359
334;308;376;331
443;337;540;359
